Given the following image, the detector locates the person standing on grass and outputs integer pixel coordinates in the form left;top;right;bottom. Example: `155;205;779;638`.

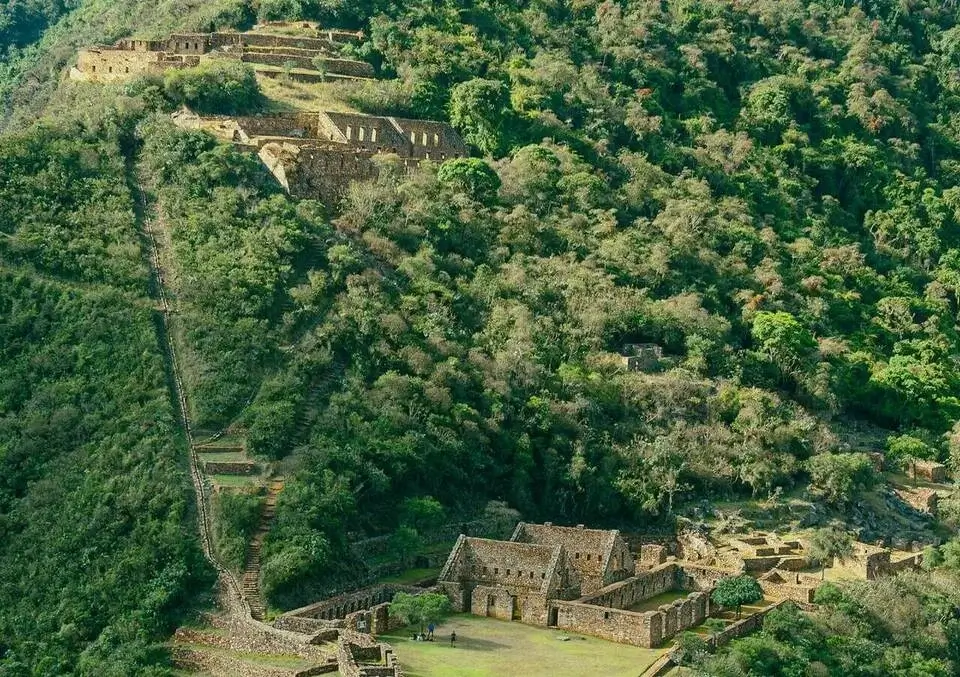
450;630;457;647
427;622;435;640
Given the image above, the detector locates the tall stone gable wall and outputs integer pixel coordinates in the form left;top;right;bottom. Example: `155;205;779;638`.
511;523;636;593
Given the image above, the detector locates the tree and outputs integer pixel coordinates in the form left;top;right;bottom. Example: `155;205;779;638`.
711;575;763;619
389;592;451;633
399;496;446;533
389;526;422;568
806;526;853;580
750;311;817;375
675;631;709;666
806;453;878;506
449;78;512;156
437;158;501;201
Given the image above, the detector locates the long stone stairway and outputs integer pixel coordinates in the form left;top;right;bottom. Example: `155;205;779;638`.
244;479;285;620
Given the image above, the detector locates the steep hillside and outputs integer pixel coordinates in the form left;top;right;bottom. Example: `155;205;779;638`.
7;0;960;674
0;106;212;674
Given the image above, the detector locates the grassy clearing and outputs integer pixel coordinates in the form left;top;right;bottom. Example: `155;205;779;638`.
628;590;692;613
209;474;262;489
257;74;364;112
377;567;441;585
198;451;250;463
381;614;667;677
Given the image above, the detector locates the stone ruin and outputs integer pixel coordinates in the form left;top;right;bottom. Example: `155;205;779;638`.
70;25;371;84
844;542;923;581
434;522;731;648
908;459;948;483
172;109;467;208
620;343;663;372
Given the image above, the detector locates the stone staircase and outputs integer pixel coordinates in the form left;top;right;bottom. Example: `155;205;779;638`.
244;479;285;620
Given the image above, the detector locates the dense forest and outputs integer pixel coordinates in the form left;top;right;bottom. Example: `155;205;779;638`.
0;111;212;675
6;0;960;674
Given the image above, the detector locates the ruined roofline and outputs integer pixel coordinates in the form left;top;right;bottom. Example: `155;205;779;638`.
513;521;620;540
461;535;556;553
540;543;567;594
438;534;466;582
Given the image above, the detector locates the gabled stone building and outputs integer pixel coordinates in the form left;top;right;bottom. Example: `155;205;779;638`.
71;27;372;84
510;522;635;594
436;536;581;625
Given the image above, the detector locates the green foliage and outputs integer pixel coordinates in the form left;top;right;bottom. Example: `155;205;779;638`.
389;592;451;633
807;453;878;506
17;0;960;656
162;60;262;115
807;526;854;579
449;78;512;157
711;575;763;619
0;115;211;673
750;311;817;375
713;572;960;676
436;157;501;202
676;631;709;666
213;490;263;571
886;434;938;467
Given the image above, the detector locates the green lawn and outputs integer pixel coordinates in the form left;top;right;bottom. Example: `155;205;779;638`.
378;567;441;585
209;474;261;489
628;590;691;613
381;614;668;677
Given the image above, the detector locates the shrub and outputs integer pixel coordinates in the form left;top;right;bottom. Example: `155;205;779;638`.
163;60;263;115
806;452;878;506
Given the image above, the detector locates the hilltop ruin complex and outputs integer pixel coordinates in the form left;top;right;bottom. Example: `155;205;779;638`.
173;109;467;206
71;25;469;208
70;24;372;83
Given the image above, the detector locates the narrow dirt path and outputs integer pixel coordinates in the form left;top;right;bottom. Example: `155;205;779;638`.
131;163;332;677
133;172;249;613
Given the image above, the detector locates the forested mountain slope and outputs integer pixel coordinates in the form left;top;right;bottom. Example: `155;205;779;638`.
0;106;212;674
6;0;960;674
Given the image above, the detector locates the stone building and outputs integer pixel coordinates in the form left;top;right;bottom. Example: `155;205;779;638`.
620;343;663;372
71;28;373;84
908;459;948;483
437;522;722;648
436;536;581;625
173;109;467;207
510;522;635;594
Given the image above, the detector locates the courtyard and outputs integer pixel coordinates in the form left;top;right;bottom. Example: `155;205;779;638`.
381;614;669;677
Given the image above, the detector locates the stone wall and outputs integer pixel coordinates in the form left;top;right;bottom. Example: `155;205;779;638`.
709;601;788;648
349;517;502;561
282;584;424;621
639;544;669;568
511;522;635;593
272;615;338;634
335;639;403;677
578;563;677;609
908;459;947;483
552;601;658;647
676;563;734;591
757;570;817;604
551;590;709;648
469;585;550;624
239;52;373;77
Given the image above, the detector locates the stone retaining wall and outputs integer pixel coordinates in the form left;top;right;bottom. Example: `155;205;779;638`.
282;584;426;621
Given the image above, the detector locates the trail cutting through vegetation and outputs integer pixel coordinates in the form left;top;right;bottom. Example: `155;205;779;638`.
132;166;251;617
